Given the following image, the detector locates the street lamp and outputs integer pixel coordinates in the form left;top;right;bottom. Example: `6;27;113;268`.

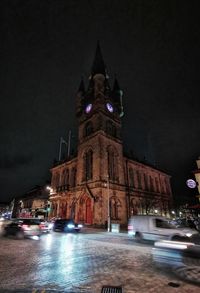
106;175;111;232
46;186;53;194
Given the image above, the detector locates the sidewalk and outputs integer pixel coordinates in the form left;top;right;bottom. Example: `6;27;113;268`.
83;226;129;237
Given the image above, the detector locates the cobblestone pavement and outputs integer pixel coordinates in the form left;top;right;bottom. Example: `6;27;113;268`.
0;229;199;292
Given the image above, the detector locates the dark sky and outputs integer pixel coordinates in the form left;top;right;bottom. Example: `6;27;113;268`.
1;0;200;205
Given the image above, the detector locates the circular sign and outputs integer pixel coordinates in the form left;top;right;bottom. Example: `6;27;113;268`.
186;179;196;189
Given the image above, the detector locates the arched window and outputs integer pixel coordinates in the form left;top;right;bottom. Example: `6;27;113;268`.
150;176;154;192
62;169;69;188
62;170;66;185
110;197;121;220
70;167;77;187
84;121;93;137
144;174;148;190
83;149;93;181
129;167;134;188
136;171;142;189
165;178;170;194
107;147;118;181
155;178;160;193
130;198;139;216
53;173;60;187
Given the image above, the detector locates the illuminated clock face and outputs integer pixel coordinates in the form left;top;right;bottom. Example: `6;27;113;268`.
106;103;113;113
85;103;92;113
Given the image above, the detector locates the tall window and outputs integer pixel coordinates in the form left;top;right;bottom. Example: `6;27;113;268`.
144;174;148;190
53;173;60;187
137;171;142;189
129;167;134;188
150;176;154;192
155;178;160;193
107;147;118;181
110;197;120;220
165;178;170;194
71;167;77;187
84;121;93;137
84;150;93;180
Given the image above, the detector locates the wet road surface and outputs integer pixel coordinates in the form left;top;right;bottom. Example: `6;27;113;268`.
0;228;199;292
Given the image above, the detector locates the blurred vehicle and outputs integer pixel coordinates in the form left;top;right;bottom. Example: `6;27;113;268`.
152;239;196;268
0;217;12;234
53;219;83;233
128;215;199;242
38;219;53;233
3;218;42;239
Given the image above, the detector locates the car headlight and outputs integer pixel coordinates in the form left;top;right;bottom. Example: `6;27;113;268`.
78;224;83;228
48;223;53;229
67;224;75;229
186;233;192;237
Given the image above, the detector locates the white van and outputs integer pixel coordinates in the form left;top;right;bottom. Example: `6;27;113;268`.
128;215;198;242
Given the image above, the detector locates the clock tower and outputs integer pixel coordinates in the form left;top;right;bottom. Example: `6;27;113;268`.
73;43;127;226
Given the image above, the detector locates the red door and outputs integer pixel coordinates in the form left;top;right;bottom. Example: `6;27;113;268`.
86;198;92;225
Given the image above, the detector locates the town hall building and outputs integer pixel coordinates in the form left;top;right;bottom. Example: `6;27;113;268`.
49;44;173;228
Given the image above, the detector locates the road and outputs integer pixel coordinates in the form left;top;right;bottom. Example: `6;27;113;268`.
0;228;199;293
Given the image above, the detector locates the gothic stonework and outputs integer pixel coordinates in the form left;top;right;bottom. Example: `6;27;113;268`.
49;44;173;227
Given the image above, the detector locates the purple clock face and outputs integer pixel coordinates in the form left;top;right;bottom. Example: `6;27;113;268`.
85;103;92;113
106;103;113;113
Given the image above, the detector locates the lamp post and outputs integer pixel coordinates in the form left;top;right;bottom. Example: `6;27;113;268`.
107;175;111;232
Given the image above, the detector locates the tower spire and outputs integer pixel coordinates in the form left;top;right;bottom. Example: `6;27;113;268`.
91;41;107;77
77;78;85;93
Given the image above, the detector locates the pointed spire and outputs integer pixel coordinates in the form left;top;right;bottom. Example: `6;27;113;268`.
113;76;121;92
112;76;124;117
77;78;85;93
91;41;107;77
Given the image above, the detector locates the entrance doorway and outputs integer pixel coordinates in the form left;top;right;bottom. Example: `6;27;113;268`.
85;197;93;225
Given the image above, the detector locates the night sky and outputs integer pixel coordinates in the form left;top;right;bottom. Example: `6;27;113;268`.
1;0;200;206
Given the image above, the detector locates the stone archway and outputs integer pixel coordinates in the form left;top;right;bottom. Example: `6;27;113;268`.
77;195;93;225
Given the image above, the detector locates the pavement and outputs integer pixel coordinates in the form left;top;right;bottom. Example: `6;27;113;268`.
87;227;200;286
1;225;200;291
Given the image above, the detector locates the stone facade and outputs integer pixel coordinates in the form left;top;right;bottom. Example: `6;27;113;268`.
49;44;173;227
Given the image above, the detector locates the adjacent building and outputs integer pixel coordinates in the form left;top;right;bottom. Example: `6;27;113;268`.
49;44;173;227
12;185;50;219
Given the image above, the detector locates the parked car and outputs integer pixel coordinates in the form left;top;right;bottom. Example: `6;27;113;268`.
53;219;83;233
3;218;42;239
128;215;199;242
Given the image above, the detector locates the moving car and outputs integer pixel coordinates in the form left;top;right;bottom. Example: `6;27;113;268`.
128;215;199;242
53;219;83;233
39;219;53;233
3;218;42;239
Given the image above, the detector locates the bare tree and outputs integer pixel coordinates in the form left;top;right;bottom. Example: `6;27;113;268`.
139;197;159;215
